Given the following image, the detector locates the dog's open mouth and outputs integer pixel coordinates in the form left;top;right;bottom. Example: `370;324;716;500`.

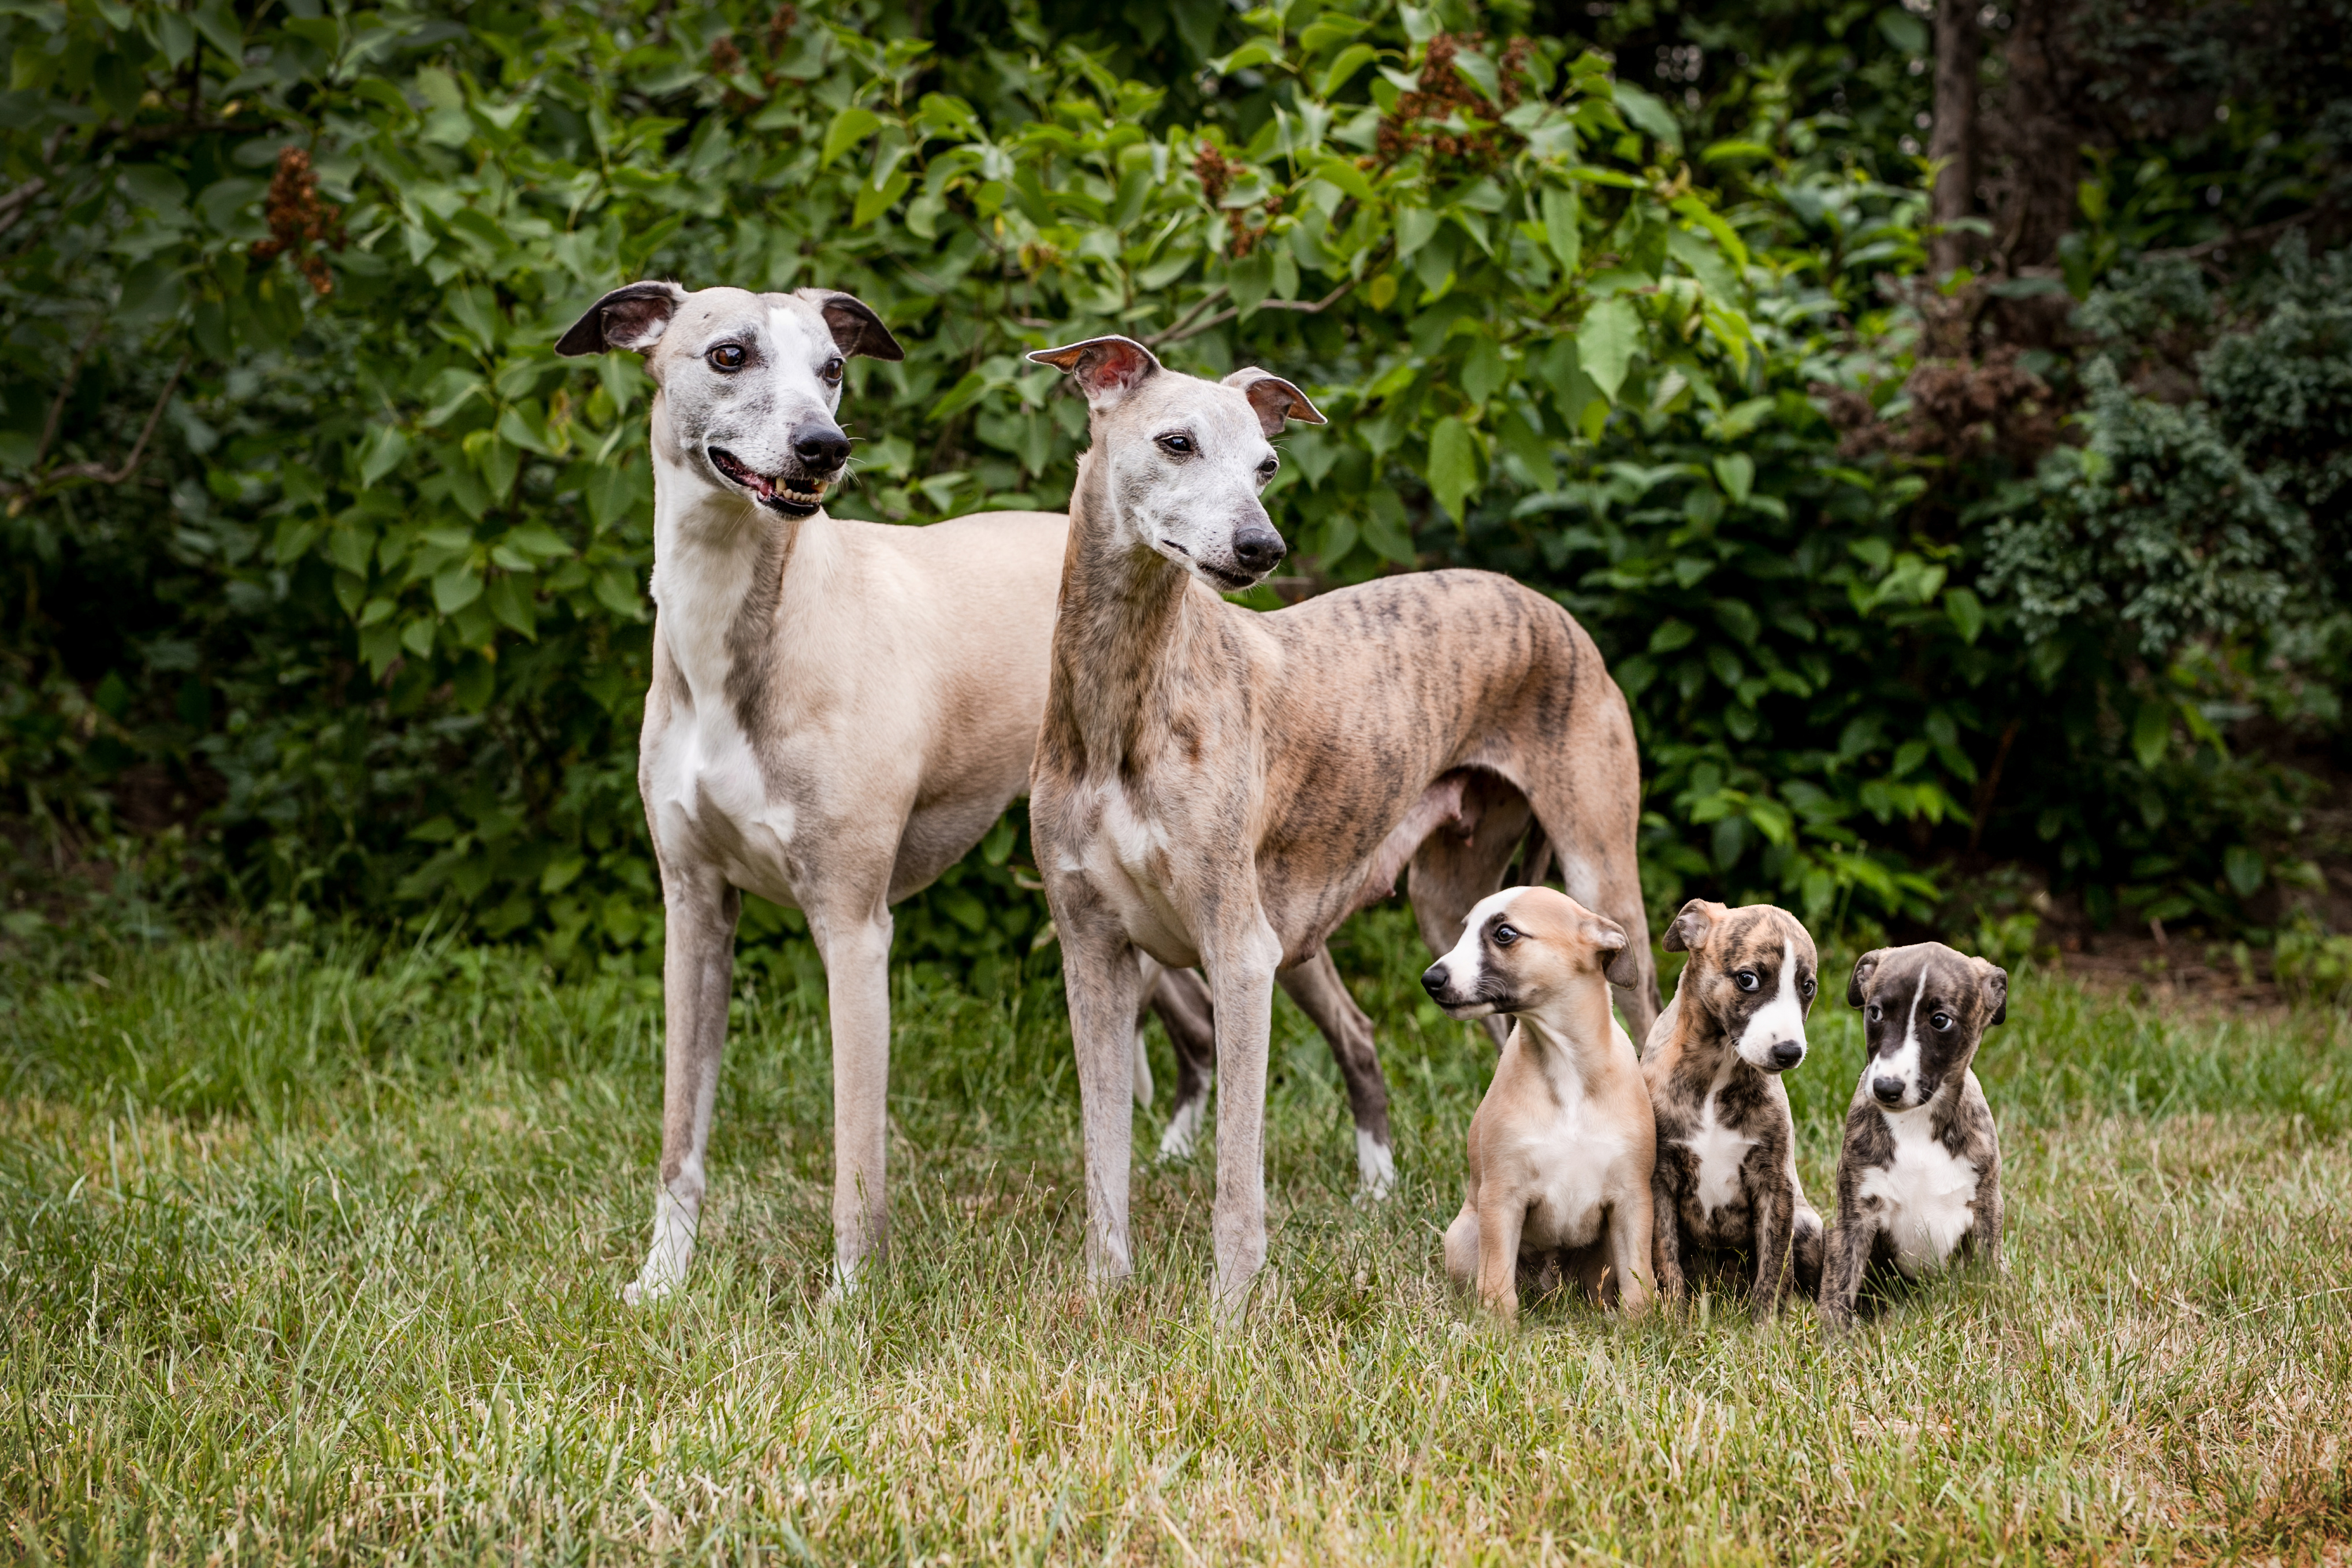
709;446;828;515
1162;540;1258;593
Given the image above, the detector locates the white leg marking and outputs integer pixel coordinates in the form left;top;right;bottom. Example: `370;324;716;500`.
1355;1128;1398;1202
1158;1096;1206;1161
623;1180;700;1306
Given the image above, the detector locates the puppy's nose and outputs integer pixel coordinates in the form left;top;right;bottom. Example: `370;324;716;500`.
1421;963;1448;998
1768;1040;1805;1071
1231;524;1285;574
1872;1075;1906;1105
794;427;851;470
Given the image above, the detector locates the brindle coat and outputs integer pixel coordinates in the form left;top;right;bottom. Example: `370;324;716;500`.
1025;336;1656;1316
1820;942;2007;1331
1643;899;1826;1318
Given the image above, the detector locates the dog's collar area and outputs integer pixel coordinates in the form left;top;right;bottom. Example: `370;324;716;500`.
708;445;830;515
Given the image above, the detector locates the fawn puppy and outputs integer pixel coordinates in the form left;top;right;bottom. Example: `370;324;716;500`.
1643;898;1825;1318
1424;887;1656;1322
1820;942;2007;1330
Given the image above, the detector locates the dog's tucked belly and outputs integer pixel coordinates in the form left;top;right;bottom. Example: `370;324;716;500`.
646;703;801;908
1857;1111;1979;1277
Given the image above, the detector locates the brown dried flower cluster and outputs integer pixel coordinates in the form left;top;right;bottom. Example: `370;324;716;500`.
1818;347;2063;465
1375;32;1535;169
1194;144;1276;257
250;146;345;296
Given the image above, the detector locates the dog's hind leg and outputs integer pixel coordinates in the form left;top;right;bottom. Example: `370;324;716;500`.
1278;945;1394;1198
1406;771;1536;1048
1143;964;1217;1160
628;868;741;1306
808;888;897;1296
1526;763;1659;1044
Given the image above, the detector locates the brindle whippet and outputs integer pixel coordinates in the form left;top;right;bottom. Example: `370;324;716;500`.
1026;335;1657;1317
554;283;1398;1302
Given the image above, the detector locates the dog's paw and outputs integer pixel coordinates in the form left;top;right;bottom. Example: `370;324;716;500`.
1157;1098;1205;1162
621;1272;676;1308
1354;1131;1397;1202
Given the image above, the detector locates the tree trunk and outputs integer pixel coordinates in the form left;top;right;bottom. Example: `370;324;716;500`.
1930;0;1981;276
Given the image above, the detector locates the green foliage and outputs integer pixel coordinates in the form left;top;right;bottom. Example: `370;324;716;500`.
0;0;2342;963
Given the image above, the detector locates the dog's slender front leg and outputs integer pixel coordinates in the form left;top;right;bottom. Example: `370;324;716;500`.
1612;1186;1656;1318
1651;1168;1687;1304
629;871;741;1305
1207;927;1281;1325
1277;947;1394;1198
1820;1206;1872;1333
1473;1193;1527;1322
1064;917;1146;1290
809;897;895;1294
1969;1172;2003;1273
1749;1182;1794;1321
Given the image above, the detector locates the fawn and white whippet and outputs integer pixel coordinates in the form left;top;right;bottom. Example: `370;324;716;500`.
553;283;1399;1301
1025;335;1657;1317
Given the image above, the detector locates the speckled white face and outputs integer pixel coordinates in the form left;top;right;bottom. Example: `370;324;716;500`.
651;289;854;517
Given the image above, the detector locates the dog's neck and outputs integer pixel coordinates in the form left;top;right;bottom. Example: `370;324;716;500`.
1513;987;1626;1101
646;404;827;707
1041;445;1218;775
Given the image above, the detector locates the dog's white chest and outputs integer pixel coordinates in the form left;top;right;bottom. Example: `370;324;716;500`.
1857;1112;1979;1277
1521;1105;1623;1252
1682;1089;1756;1217
646;694;799;905
1062;779;1199;966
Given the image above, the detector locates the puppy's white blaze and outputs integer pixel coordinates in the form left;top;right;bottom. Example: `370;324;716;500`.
1158;1096;1205;1161
1734;938;1808;1068
1857;1103;1979;1276
1874;969;1929;1105
1355;1129;1397;1201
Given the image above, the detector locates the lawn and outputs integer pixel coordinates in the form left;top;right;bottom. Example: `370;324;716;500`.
4;910;2349;1564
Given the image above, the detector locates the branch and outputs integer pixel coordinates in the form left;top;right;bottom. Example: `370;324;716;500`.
1150;272;1367;349
0;177;46;238
40;354;192;489
1142;285;1231;348
2141;202;2335;262
32;315;107;471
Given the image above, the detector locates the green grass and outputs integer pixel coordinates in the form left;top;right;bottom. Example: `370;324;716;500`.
4;909;2350;1564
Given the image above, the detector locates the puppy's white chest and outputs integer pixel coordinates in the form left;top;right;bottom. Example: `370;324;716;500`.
1522;1106;1623;1251
1857;1113;1979;1277
1682;1090;1756;1217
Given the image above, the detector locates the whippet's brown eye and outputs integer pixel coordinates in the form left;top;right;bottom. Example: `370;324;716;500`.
1492;924;1519;946
822;356;845;383
1257;456;1278;478
708;344;747;371
1867;1003;1883;1021
1734;969;1760;992
1931;1012;1953;1030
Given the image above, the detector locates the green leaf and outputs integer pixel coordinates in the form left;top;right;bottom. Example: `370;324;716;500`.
1944;587;1985;645
1321;43;1380;97
2131;700;2171;770
1876;9;1930;55
1541;185;1581;273
1451;49;1499;103
1394;205;1441;259
1576;298;1641;403
821;106;883;168
2223;845;2265;898
1712;452;1753;504
1426;416;1480;523
1611;81;1681;148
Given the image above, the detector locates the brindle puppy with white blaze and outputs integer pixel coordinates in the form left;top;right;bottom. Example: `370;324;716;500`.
1424;887;1656;1322
1026;335;1656;1318
553;283;1396;1304
1643;898;1826;1318
1820;942;2007;1331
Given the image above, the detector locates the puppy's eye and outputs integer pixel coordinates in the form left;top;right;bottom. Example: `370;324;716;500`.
1800;977;1816;998
822;356;845;384
708;344;747;371
1492;924;1520;947
1867;1004;1883;1022
1734;969;1760;993
1931;1012;1953;1030
1158;433;1194;456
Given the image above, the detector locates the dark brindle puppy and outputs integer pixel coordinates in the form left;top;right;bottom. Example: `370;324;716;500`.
1643;899;1825;1318
1820;942;2007;1331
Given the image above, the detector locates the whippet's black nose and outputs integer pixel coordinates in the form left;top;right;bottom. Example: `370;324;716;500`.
794;428;851;470
1768;1040;1805;1071
1232;524;1285;574
1421;963;1448;997
1872;1075;1906;1104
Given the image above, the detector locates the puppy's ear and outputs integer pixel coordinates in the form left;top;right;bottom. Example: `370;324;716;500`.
1660;898;1718;954
1028;335;1161;407
1978;958;2009;1026
1224;367;1326;437
801;289;904;362
556;280;689;356
1588;915;1642;989
1846;949;1883;1008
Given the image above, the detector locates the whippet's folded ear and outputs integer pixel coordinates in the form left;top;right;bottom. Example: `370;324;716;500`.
1588;913;1642;988
1660;897;1723;954
1846;949;1885;1007
1224;367;1327;437
801;289;904;362
1028;335;1161;407
1975;956;2009;1025
555;280;689;356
